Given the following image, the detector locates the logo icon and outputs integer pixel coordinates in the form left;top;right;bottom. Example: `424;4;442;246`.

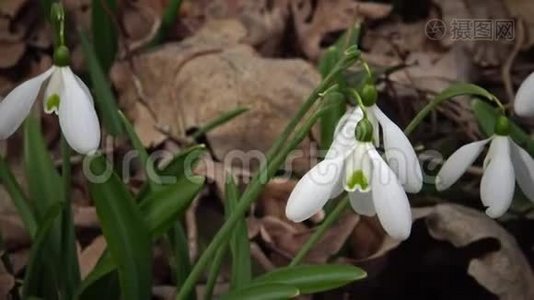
425;19;447;40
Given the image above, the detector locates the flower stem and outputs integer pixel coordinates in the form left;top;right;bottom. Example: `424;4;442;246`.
289;196;349;267
404;83;497;136
60;136;80;300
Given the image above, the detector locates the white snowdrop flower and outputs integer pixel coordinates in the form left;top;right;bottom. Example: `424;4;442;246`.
326;103;423;193
514;71;534;117
436;116;534;218
285;113;413;240
0;46;100;154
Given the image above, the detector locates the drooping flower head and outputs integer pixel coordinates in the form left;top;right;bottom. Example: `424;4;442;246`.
0;5;100;154
436;116;534;217
286;88;422;240
514;71;534;117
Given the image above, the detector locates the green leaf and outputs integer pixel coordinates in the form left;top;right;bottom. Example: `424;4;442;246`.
168;222;192;293
152;0;183;45
252;264;366;294
471;99;534;155
91;0;118;73
23;117;64;299
87;155;152;300
191;107;248;140
317;25;360;150
79;30;123;136
24;117;63;221
119;110;149;167
0;155;37;236
220;283;299;300
136;144;206;200
140;175;205;236
319;91;345;150
22;202;63;299
225;176;251;289
80;154;204;297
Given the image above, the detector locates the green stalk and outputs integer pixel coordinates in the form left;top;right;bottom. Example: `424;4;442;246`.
177;111;326;299
289;196;349;267
404;83;496;136
60;137;81;300
176;49;359;300
0;156;37;236
203;242;229;300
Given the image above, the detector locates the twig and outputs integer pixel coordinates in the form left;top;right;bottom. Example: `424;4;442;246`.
186;195;200;262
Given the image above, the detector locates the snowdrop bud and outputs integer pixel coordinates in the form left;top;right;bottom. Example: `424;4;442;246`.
361;84;377;107
514;72;534;117
53;45;70;67
494;115;511;136
355;118;373;142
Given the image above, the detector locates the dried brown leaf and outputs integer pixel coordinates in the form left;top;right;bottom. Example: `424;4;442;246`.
415;204;534;300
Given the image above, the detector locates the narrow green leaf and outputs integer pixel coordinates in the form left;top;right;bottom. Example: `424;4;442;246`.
226;176;251;289
319;91;346;150
91;0;118;72
471;99;534;155
24;117;64;299
87;155;152;300
140;175;205;236
252;264;366;294
79;30;123;135
168;222;192;293
159;145;206;177
24;117;63;221
220;283;299;300
22;202;63;299
152;0;183;45
191;107;248;140
317;25;360;150
80;156;203;297
136;144;206;200
0;155;37;236
119;110;149;168
203;238;228;300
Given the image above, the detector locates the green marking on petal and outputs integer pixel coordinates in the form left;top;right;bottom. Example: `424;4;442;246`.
45;94;60;114
347;170;369;191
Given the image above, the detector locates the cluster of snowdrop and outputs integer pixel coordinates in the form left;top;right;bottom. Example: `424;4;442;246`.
1;4;534;241
286;74;534;240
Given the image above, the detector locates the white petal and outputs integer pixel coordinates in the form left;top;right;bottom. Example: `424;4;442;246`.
510;140;534;202
435;139;490;191
349;191;376;216
325;108;362;160
368;148;412;240
58;68;101;154
0;67;54;139
480;136;515;218
514;71;534;117
344;142;373;192
44;69;64;114
74;74;93;104
372;106;422;193
286;156;344;222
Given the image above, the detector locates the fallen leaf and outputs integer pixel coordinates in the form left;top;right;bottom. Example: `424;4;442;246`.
416;204;534;300
79;235;107;279
112;19;320;173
